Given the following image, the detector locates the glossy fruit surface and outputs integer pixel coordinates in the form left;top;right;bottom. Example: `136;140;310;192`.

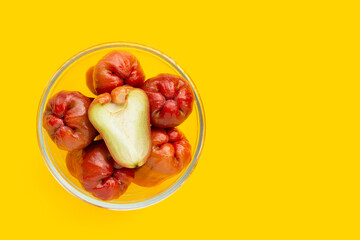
87;51;145;94
43;91;97;151
133;127;192;187
142;74;194;128
66;141;134;200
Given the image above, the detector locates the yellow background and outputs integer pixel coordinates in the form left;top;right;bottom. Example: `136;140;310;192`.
1;0;359;239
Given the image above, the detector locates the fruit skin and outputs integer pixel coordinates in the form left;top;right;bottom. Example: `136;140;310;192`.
142;74;194;128
86;51;145;95
113;168;135;193
88;86;151;168
133;127;192;187
66;141;134;200
42;91;98;151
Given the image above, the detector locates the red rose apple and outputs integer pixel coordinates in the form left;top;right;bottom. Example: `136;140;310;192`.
142;74;194;128
66;141;134;200
86;51;145;95
133;127;192;187
43;91;97;151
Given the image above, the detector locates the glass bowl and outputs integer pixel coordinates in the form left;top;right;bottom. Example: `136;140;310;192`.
36;42;205;210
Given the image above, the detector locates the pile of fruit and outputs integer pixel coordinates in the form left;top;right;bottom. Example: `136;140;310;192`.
43;51;194;200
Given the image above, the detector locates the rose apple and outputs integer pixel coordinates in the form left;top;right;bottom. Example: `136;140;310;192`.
88;86;151;168
66;141;134;200
142;74;194;128
133;127;192;187
86;51;145;95
43;91;97;151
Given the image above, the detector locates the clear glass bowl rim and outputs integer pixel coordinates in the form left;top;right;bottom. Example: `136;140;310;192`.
36;41;206;210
